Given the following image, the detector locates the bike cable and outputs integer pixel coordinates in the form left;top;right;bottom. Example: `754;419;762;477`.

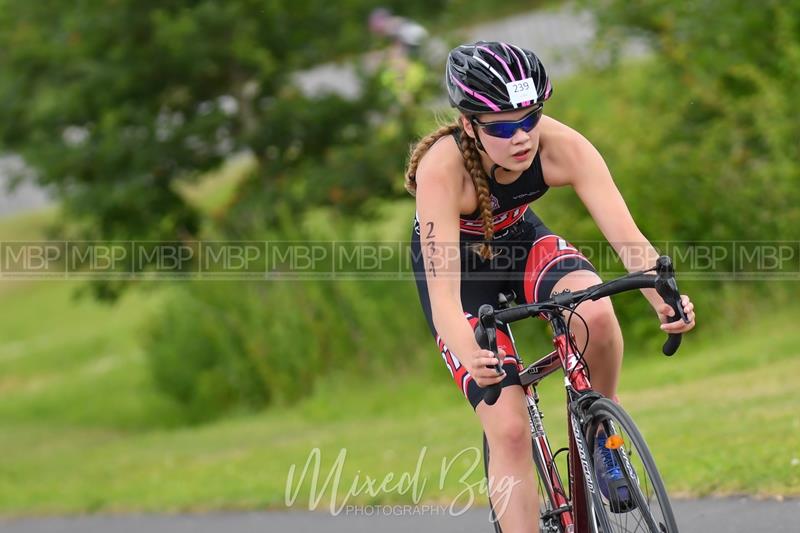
565;265;661;376
547;303;592;383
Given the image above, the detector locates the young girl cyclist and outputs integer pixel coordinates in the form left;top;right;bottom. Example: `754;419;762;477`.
406;41;696;532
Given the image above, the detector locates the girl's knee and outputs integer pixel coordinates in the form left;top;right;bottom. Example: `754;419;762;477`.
578;300;622;346
483;411;531;455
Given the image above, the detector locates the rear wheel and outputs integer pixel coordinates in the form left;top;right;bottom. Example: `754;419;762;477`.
584;398;678;533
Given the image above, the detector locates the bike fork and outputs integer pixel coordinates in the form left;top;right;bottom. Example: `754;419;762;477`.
567;395;612;533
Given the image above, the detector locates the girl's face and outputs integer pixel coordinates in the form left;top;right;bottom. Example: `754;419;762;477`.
462;105;543;171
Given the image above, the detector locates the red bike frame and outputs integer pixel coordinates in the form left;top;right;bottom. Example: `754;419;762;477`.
481;257;686;533
512;321;596;533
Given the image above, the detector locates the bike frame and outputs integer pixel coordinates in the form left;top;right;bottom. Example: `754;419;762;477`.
510;312;602;533
479;257;687;533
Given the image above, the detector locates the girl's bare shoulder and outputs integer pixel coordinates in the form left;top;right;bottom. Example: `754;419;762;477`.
416;132;465;187
538;115;592;188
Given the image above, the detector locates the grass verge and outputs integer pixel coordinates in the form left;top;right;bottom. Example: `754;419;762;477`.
0;273;798;515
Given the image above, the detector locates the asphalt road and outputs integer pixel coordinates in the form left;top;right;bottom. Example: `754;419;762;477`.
1;498;797;532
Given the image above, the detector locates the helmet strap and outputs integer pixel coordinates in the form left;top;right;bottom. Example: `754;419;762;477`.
467;118;511;176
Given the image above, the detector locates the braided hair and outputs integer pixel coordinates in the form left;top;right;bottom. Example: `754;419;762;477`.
405;121;495;260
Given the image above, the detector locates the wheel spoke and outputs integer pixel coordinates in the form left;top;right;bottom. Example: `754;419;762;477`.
586;398;678;533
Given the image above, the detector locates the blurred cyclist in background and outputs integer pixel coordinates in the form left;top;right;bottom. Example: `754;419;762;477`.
368;7;429;60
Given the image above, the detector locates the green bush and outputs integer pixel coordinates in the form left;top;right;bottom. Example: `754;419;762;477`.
537;1;800;348
145;204;432;424
575;0;800;244
146;279;426;423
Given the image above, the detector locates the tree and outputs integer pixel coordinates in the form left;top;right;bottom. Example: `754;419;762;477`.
580;0;800;244
0;0;442;296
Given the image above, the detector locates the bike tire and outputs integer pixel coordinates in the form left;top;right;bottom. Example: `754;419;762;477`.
585;398;679;533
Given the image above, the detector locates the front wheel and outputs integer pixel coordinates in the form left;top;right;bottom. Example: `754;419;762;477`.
585;398;678;533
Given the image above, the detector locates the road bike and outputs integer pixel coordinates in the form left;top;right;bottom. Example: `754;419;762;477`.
477;256;689;533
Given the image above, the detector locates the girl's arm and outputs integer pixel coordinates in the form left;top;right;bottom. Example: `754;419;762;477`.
415;143;507;383
541;119;696;331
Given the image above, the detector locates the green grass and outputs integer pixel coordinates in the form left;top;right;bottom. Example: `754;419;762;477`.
621;319;800;497
0;265;798;516
173;153;255;220
0;281;184;431
0;206;58;241
1;198;799;516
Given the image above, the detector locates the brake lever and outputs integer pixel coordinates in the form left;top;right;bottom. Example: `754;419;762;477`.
476;304;503;406
654;256;689;356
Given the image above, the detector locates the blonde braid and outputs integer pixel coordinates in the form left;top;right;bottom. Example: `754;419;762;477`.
404;123;460;195
404;121;495;260
458;131;495;260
